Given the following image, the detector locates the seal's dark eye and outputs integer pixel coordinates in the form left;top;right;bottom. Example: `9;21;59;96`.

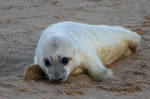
44;58;51;67
61;57;69;65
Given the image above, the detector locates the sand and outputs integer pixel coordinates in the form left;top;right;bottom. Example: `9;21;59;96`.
0;0;150;99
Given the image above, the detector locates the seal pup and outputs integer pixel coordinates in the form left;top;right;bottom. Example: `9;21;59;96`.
34;21;141;82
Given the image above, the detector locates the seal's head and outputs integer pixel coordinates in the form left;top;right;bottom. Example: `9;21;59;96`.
34;35;79;82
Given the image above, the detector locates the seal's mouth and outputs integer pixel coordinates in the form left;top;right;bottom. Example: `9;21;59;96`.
50;78;65;82
48;75;67;82
49;78;66;82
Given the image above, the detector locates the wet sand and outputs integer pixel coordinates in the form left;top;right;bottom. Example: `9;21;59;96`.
0;0;150;99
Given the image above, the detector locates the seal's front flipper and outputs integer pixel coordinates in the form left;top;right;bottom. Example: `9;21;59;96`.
88;64;114;81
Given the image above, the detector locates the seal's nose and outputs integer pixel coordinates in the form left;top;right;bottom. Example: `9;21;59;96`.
51;73;63;82
51;77;63;82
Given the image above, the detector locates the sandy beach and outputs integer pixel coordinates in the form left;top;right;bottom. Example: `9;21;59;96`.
0;0;150;99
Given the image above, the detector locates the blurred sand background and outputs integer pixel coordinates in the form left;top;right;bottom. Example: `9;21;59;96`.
0;0;150;99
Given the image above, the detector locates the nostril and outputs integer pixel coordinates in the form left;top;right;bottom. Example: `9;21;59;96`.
56;78;63;81
52;77;63;82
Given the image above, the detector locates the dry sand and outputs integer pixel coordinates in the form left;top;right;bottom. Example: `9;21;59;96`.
0;0;150;99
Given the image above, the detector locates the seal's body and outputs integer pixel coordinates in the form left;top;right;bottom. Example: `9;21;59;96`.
34;22;141;82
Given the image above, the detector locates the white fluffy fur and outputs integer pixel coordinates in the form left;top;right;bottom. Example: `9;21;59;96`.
34;21;141;81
